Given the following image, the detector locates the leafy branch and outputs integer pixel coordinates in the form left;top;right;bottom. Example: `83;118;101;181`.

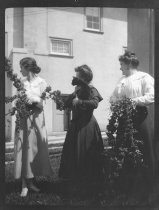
5;57;64;133
103;98;146;192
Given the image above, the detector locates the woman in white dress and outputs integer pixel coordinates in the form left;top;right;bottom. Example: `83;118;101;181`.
14;57;52;197
110;51;156;197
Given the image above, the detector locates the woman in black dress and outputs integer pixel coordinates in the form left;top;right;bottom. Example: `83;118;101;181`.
59;65;104;184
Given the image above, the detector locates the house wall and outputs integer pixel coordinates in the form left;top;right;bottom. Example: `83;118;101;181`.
5;8;14;54
22;7;127;133
6;7;128;138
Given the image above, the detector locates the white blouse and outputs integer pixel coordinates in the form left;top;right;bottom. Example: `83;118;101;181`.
110;71;154;106
23;76;47;103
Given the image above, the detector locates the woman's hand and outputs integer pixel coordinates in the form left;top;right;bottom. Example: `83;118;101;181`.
35;101;43;110
72;97;79;107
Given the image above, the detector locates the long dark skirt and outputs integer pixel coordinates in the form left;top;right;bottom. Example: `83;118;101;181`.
131;105;156;194
59;115;104;183
139;106;156;180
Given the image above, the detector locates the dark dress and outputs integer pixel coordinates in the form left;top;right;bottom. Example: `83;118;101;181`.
59;85;104;182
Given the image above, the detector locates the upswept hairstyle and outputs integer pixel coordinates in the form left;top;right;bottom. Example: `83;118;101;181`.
75;64;93;84
20;57;41;74
119;50;139;68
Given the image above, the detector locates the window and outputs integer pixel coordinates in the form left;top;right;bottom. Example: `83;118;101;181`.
84;7;103;33
50;38;73;57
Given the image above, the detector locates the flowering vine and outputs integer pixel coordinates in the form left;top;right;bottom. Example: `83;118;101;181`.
5;57;64;133
103;97;147;192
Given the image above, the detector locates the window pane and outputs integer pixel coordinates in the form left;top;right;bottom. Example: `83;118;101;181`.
92;16;99;23
63;43;70;53
86;7;99;17
87;16;93;22
51;38;71;55
52;46;57;52
64;47;69;54
93;23;100;30
87;21;93;29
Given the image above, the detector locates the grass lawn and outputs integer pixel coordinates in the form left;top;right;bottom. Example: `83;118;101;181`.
5;153;159;208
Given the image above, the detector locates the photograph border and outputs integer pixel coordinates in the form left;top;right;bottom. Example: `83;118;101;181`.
1;0;159;210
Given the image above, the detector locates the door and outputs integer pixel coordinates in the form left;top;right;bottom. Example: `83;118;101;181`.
52;101;64;132
52;94;71;132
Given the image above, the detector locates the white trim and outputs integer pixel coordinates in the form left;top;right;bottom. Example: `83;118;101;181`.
11;48;28;54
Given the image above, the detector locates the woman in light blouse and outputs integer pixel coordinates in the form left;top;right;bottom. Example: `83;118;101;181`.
14;57;52;197
110;50;156;198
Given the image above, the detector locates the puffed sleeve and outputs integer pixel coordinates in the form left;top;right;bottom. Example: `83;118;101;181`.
109;88;119;103
132;74;154;106
109;77;123;103
28;78;48;103
40;78;48;95
78;87;103;109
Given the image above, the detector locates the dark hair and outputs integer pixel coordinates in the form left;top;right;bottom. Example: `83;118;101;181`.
119;50;139;68
20;57;41;74
75;64;93;84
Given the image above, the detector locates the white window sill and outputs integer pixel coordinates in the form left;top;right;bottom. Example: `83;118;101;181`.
11;48;28;54
83;29;104;34
49;54;74;58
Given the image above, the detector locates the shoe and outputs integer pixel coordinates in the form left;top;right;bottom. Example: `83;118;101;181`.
29;184;40;192
20;187;28;197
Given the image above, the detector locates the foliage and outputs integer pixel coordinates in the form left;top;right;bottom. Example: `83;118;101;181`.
5;57;64;132
41;86;64;111
103;97;146;192
5;58;32;132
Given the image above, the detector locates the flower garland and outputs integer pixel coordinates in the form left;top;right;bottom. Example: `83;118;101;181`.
5;57;64;132
103;97;146;191
41;86;64;111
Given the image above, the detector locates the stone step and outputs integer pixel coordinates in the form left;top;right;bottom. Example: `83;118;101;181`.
5;140;64;153
5;145;111;163
5;132;108;163
5;137;65;149
5;132;107;150
5;146;63;162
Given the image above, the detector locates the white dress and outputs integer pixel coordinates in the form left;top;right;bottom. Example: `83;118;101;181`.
14;76;52;179
110;70;156;179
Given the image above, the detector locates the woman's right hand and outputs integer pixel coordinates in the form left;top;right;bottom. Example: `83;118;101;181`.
35;101;43;110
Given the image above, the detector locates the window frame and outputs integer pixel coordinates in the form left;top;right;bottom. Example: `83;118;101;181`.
84;7;103;34
49;37;73;58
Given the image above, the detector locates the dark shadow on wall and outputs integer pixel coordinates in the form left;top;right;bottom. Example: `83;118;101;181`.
47;7;127;22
